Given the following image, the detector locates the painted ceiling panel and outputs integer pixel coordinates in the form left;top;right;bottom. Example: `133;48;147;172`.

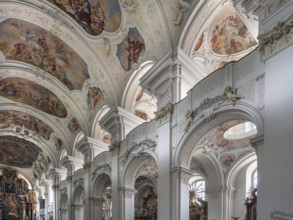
0;110;53;140
0;136;41;168
116;27;145;71
0;18;89;90
0;77;67;118
47;0;121;35
207;2;257;55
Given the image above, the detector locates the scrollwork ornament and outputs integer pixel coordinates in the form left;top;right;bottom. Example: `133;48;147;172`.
154;102;173;122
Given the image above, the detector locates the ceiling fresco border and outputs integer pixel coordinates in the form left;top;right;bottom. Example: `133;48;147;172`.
0;1;118;106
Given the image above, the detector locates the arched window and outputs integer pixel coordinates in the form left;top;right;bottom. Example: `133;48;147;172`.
189;177;205;200
251;169;258;189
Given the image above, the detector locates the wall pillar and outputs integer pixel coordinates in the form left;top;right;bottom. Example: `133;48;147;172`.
171;167;192;220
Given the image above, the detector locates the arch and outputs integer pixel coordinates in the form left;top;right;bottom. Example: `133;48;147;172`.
60;193;69;220
93;173;112;198
122;153;158;188
226;153;257;190
72;132;85;159
121;60;157;121
174;102;264;169
189;151;223;187
91;105;111;140
73;185;85;220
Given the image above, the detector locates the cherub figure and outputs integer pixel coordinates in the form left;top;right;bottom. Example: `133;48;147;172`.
224;86;244;103
172;3;188;25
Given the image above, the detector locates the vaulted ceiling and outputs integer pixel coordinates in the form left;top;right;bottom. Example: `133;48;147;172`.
0;0;258;182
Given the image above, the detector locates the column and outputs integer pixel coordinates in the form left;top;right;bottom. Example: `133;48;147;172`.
171;167;192;220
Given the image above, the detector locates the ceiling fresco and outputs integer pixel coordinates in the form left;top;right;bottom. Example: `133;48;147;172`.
48;0;121;35
116;27;145;71
0;110;53;140
196;120;256;171
0;136;41;168
0;18;89;90
207;2;257;55
87;87;104;110
0;77;67;118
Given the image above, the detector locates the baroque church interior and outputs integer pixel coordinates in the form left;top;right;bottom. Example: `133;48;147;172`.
0;0;292;219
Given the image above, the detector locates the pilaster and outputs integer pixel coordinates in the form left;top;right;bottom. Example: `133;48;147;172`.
118;187;136;220
170;167;193;220
60;156;83;220
48;168;66;220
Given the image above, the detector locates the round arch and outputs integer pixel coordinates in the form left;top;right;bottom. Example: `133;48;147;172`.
122;153;158;188
174;103;264;169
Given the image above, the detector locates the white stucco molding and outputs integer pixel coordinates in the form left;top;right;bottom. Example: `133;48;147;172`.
259;14;293;60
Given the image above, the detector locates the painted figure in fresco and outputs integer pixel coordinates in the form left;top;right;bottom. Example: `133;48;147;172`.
91;2;105;31
76;0;92;26
126;37;144;70
87;87;102;109
209;8;256;55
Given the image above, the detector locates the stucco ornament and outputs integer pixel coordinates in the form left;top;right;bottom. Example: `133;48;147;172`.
154;102;173;122
270;211;293;220
122;0;138;13
171;3;188;26
224;86;244;103
259;15;293;60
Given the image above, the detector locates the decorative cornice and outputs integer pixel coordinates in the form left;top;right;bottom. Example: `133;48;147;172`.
259;15;293;60
271;211;293;220
154;102;173;122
